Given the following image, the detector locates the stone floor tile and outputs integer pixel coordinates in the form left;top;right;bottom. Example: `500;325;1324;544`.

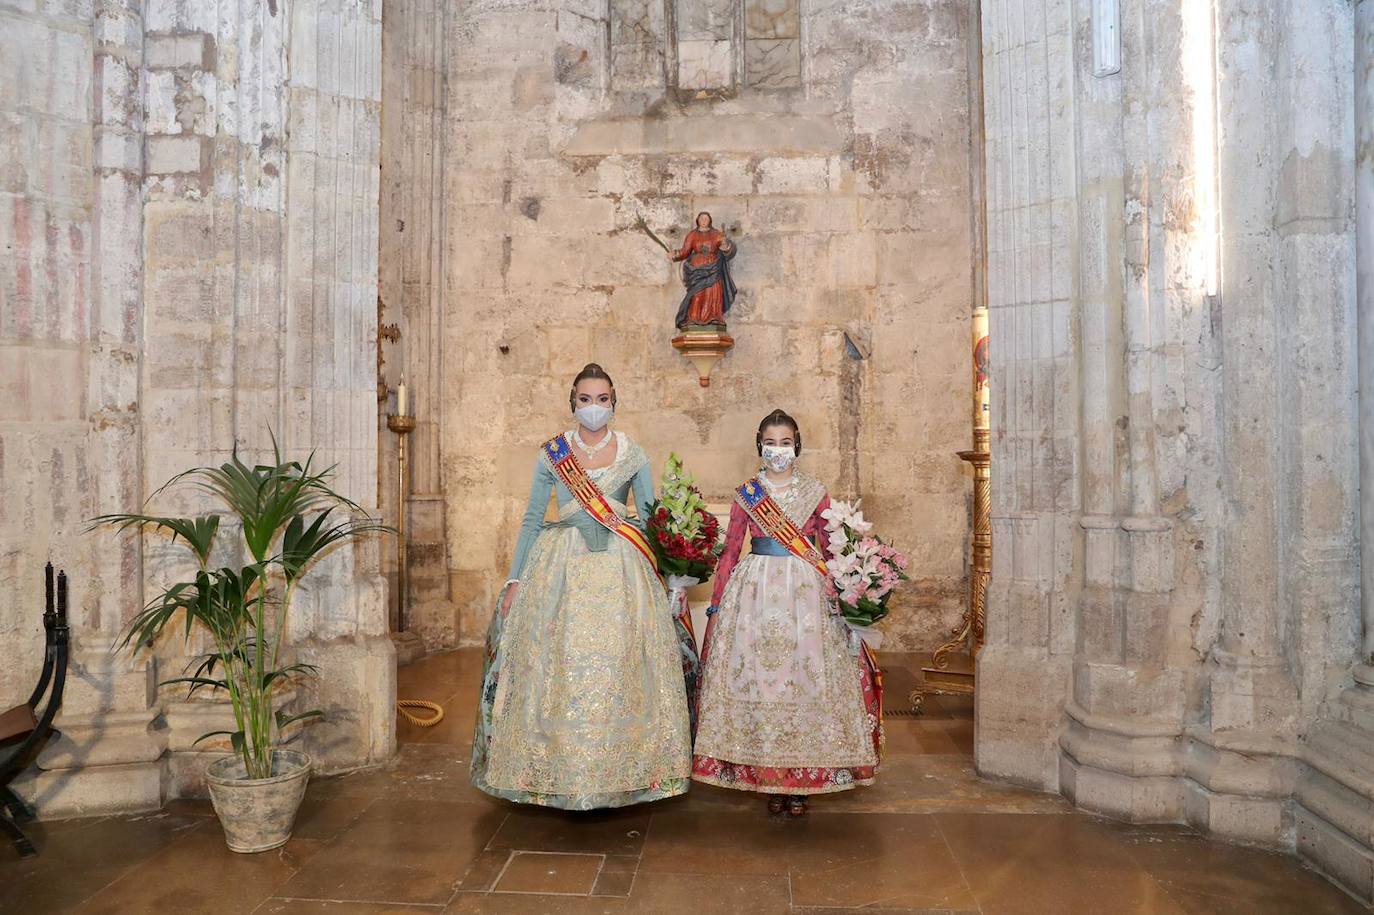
883;716;966;755
1162;885;1368;914
1111;823;1370;914
491;851;602;895
936;811;1142;873
486;805;650;856
944;718;975;754
638;807;795;876
786;812;978;910
0;807;208;913
257;903;444;914
625;872;791;915
791;908;978;915
70;825;322;915
276;800;506;905
590;854;637;897
311;744;501;808
290;792;378;841
397;651;485;690
445;893;628;913
969;862;1189;915
457;848;515;892
815;755;1072;815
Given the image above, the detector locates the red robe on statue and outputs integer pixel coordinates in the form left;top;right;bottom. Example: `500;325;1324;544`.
673;228;736;327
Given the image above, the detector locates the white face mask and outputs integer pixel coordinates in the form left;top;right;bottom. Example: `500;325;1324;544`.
761;444;796;473
574;403;613;431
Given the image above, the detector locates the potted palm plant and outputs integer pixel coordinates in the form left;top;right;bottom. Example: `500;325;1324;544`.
92;442;390;852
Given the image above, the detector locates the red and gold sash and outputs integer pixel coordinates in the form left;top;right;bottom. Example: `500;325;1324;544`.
733;477;829;579
541;434;660;577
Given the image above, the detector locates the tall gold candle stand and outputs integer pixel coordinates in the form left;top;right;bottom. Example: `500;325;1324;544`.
386;408;415;633
922;304;990;697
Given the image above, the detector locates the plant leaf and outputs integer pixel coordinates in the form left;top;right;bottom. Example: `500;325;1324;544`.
191;729;240;747
161;675;229;696
275;708;324;730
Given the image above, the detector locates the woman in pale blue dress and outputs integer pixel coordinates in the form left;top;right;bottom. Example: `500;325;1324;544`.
470;363;692;809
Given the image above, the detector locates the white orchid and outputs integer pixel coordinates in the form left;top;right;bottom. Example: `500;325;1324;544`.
827;552;860;576
821;501;854;528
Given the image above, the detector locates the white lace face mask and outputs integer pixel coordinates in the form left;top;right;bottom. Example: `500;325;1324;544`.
761;444;796;473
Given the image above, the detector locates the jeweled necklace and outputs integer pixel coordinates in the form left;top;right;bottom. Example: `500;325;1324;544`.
760;471;794;495
573;427;613;458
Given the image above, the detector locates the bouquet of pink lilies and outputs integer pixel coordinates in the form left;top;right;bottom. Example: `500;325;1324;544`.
821;499;909;629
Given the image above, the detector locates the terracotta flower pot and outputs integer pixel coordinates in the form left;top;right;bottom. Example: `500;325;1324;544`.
205;749;311;853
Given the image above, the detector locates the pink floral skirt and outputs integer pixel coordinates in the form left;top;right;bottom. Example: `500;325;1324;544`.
691;553;884;795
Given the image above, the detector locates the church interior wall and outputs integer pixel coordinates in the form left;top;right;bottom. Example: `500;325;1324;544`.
380;0;982;652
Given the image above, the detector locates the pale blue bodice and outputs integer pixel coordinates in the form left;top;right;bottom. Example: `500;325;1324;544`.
507;434;656;581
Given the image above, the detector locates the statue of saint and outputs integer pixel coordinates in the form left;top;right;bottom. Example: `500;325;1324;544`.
669;212;737;329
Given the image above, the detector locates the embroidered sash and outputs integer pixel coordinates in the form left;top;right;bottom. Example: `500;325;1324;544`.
541;434;660;577
733;477;829;579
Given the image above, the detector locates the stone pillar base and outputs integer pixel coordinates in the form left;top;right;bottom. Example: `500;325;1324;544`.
12;761;162;819
974;645;1071;790
294;633;397;773
391;629;426;666
13;644;167;819
1293;671;1374;903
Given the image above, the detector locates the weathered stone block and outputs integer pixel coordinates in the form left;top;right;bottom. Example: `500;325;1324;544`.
145;31;214;70
146;134;205;174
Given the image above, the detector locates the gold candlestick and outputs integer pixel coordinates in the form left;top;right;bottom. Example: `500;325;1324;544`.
386;411;415;632
922;304;990;698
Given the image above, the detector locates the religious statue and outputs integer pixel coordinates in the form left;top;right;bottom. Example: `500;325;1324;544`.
637;211;739;387
669;211;737;329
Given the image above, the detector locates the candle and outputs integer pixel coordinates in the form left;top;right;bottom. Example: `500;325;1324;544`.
397;379;408;417
57;571;67;619
45;562;54;614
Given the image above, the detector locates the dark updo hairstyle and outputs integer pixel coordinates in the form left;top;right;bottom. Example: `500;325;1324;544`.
755;408;801;456
568;362;617;412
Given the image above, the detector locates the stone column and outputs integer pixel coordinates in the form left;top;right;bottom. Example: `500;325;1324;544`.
15;0;166;817
1204;0;1308;738
283;0;396;773
973;0;1079;790
1056;0;1199;824
1359;0;1374;664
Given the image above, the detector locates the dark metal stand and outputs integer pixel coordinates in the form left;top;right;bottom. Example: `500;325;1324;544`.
0;563;70;857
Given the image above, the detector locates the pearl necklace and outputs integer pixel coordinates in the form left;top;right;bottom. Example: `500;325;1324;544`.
572;428;614;458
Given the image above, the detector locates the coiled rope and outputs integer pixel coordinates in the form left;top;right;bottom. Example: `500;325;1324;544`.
396;699;445;727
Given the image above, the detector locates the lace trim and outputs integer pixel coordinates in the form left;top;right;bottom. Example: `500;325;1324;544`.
770;470;825;527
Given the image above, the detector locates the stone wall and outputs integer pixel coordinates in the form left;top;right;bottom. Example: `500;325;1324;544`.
977;0;1374;901
2;0;395;817
399;0;979;650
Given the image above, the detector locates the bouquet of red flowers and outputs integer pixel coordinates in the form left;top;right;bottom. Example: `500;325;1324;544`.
645;453;724;584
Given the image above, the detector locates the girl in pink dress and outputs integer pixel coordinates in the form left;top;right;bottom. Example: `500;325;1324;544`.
692;409;882;816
